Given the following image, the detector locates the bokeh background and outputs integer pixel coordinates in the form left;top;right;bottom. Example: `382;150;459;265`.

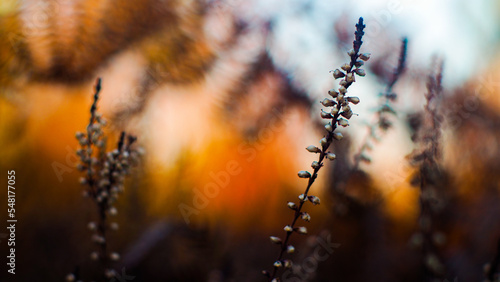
1;0;500;281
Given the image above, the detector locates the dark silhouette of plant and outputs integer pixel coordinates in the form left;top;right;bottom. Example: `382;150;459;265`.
67;78;141;282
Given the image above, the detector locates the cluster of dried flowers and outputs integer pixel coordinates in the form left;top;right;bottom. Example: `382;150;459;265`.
67;78;141;282
263;17;369;281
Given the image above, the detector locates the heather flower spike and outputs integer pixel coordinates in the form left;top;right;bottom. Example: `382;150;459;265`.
265;18;367;280
74;78;140;280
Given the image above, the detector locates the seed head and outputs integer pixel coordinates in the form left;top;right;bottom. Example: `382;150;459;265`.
341;63;350;72
110;252;120;261
298;171;312;178
308;195;321;205
320;109;333;119
333;69;345;79
301;212;311;222
346;73;355;83
359;53;371;61
287;202;297;210
333;132;343;140
354;68;366;76
306;145;321;153
326;152;337;160
328;89;339;97
338;118;349;127
347;96;360;104
311;161;321;169
298;194;307;201
270;236;282;244
284;225;293;232
297;226;308;234
319;137;328;147
274;261;283;268
287;245;295;254
321;98;336;107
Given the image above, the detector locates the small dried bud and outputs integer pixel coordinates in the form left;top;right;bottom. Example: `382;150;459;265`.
341;63;350;72
338;86;347;94
320;109;333;119
301;212;311;222
110;222;119;230
87;222;97;231
319;137;328;147
104;269;116;279
75;132;85;139
341;110;353;119
346;73;355;83
298;171;312;178
284;225;293;232
108;207;118;216
287;202;297;210
410;233;424;248
432;232;446;246
339;79;348;87
306;145;321;153
333;69;345;79
65;273;76;282
331;107;339;115
287;245;295;254
333;132;343;140
355;60;364;67
326;153;337;160
359;53;371;61
270;236;282;244
92;234;106;244
110;252;120;261
342;104;351;112
308;196;321;205
354;68;366;76
274;261;283;268
311;161;321;169
328;89;339;97
262;270;271;278
262;270;270;277
338;118;349;127
79;177;87;185
90;252;99;261
76;164;85;172
297;226;308;234
298;194;307;201
347;96;360;104
325;123;333;132
283;259;293;268
347;49;355;56
320;98;336;107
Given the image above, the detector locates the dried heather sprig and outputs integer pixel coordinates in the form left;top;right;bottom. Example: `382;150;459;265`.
353;37;408;169
71;78;141;281
264;18;368;281
408;60;447;280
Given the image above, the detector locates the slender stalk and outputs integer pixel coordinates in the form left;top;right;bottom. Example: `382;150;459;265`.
265;17;369;281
